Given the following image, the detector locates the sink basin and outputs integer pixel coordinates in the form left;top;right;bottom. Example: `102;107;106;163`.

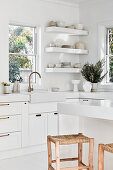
22;90;66;103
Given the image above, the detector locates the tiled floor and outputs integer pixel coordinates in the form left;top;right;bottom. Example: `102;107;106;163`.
0;152;48;170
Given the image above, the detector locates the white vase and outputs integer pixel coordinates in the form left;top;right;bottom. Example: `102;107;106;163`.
4;86;10;94
83;82;92;92
72;80;80;92
91;83;98;92
13;81;20;93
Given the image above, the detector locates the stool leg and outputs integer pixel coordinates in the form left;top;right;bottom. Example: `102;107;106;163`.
98;144;104;170
89;138;94;170
78;143;82;166
55;141;60;170
47;137;52;170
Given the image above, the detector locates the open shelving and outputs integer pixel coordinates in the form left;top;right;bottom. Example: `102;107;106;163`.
45;68;81;73
45;25;88;75
45;27;89;36
45;47;88;55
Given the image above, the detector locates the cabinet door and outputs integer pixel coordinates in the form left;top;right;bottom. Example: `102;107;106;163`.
47;112;59;136
29;113;47;146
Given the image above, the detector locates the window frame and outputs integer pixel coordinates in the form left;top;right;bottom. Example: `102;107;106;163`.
98;21;113;85
8;23;40;84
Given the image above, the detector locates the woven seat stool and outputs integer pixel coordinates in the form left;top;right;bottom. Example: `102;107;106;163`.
47;133;94;170
98;143;113;170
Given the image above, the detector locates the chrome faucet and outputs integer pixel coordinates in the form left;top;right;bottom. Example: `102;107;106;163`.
28;72;41;92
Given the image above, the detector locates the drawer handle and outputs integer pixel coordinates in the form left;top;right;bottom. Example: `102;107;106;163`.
83;99;88;101
0;104;10;106
0;117;9;120
0;134;10;138
36;114;41;117
54;113;58;115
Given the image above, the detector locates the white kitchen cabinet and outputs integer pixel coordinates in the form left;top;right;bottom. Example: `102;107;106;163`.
29;113;47;146
47;112;59;136
0;101;23;152
0;132;21;151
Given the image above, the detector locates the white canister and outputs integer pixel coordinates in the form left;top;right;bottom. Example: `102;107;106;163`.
4;86;10;94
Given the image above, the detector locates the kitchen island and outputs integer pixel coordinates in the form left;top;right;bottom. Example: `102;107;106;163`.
58;99;113;120
58;99;113;170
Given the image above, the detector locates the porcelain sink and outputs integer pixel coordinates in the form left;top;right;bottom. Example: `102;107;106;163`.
23;90;66;103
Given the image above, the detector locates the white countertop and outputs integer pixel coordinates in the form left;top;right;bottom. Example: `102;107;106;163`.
58;99;113;120
0;91;78;103
0;93;30;103
0;91;113;103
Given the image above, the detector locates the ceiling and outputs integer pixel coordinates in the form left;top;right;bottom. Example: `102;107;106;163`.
44;0;93;6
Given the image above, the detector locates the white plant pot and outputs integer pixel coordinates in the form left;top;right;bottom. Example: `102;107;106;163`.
91;83;98;92
83;82;92;92
3;86;10;94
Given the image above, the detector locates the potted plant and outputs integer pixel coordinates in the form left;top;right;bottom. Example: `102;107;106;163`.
81;60;107;92
2;82;10;94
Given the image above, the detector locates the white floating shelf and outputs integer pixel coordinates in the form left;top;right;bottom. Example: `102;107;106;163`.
45;68;81;73
46;27;88;36
45;47;88;55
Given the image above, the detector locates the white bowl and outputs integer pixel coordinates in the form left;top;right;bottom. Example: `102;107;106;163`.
47;64;55;68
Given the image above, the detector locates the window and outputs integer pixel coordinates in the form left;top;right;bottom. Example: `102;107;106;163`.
106;28;113;83
9;24;37;83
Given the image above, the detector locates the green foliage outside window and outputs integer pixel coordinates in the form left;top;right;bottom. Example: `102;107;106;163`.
9;25;34;83
9;61;23;83
9;55;32;69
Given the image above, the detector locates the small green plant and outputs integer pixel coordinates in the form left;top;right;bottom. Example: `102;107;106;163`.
81;60;107;83
9;61;23;83
2;82;10;86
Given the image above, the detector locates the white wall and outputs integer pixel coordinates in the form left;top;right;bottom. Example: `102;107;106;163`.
0;0;79;92
79;1;113;169
79;0;113;65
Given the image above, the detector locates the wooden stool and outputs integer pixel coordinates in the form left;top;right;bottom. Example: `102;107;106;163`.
98;143;113;170
47;133;94;170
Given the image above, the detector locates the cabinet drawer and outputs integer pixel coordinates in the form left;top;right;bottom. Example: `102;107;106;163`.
0;132;21;151
0;103;21;116
0;115;21;134
29;102;57;114
29;113;47;146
